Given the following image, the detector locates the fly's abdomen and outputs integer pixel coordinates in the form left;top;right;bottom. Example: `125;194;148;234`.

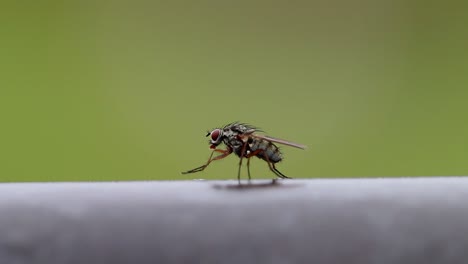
249;138;282;163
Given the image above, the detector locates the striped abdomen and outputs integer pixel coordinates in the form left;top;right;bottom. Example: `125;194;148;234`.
249;138;283;163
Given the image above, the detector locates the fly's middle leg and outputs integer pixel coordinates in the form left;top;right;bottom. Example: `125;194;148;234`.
244;149;263;182
247;157;252;181
237;142;249;185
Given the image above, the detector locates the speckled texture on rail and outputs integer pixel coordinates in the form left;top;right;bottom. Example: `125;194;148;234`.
1;177;468;264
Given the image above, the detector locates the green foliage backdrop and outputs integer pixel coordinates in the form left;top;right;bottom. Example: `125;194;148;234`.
1;1;467;181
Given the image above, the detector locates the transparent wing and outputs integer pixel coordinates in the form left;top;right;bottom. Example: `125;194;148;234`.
250;134;307;150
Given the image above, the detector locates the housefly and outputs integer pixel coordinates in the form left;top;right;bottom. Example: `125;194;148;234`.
182;122;306;184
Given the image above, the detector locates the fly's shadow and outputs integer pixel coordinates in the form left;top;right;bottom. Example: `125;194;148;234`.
212;179;303;190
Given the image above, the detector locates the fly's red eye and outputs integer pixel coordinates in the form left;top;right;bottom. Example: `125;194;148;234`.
211;129;220;141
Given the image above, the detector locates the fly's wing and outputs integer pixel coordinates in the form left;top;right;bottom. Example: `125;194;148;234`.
249;134;307;150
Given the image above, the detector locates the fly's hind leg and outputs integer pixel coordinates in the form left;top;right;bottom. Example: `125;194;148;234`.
263;152;291;179
270;163;291;179
243;149;291;181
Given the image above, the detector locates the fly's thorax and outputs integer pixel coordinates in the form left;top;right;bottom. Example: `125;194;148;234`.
221;122;258;150
223;135;243;150
224;123;256;134
222;127;237;139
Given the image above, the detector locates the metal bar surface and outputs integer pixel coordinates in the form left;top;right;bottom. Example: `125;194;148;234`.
0;177;467;264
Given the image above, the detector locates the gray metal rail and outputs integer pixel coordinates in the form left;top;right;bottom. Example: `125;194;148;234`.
1;177;468;264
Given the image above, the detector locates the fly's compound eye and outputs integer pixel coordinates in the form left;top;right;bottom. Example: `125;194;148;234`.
210;129;221;141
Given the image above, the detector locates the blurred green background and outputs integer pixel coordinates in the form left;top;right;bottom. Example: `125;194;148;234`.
1;1;467;182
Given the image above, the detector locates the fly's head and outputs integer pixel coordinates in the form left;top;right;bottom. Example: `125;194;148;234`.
206;128;224;149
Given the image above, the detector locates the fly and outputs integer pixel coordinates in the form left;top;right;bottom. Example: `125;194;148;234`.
182;122;307;184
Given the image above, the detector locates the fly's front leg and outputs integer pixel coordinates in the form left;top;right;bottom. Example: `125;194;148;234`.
182;149;232;174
